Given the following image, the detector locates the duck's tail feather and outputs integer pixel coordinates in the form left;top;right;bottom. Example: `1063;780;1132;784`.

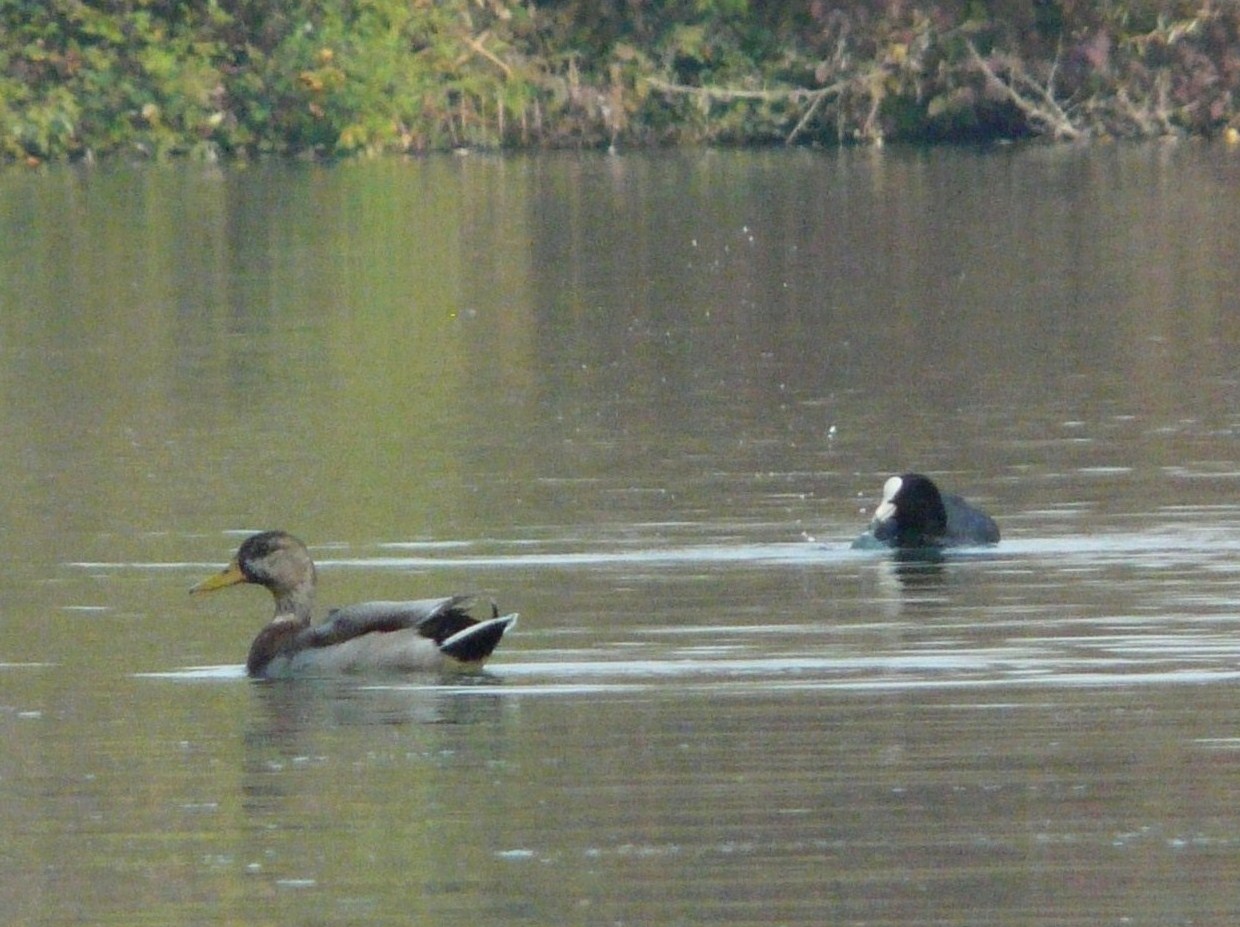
439;613;518;664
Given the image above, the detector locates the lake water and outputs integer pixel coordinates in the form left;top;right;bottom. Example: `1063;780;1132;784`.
4;143;1240;924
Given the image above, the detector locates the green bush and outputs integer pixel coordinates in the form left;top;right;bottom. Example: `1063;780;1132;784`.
2;0;1239;162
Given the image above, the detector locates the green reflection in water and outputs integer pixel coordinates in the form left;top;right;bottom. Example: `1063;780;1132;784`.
0;160;538;557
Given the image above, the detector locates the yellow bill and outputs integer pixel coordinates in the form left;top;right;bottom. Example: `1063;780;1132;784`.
190;560;246;595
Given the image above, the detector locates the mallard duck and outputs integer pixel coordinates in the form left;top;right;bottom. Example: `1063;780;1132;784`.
190;530;517;679
852;473;1000;550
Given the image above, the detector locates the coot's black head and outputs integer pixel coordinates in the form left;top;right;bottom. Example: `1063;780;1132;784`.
870;473;947;548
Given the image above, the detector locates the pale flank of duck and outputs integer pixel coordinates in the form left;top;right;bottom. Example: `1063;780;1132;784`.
190;531;517;679
262;615;516;677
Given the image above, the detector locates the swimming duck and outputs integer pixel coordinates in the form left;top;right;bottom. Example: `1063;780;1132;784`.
190;530;517;679
852;473;1000;550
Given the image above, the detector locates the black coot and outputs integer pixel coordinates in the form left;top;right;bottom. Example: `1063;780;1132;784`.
853;473;999;550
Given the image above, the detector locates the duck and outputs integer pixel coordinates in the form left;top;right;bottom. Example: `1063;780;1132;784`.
852;473;1000;550
190;530;517;679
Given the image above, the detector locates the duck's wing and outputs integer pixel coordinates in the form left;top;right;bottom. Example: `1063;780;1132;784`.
439;612;518;664
253;597;516;678
301;596;497;649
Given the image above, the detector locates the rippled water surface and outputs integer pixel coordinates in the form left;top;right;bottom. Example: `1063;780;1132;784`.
4;145;1240;925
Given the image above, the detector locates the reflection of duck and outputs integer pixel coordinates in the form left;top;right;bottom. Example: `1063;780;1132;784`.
853;473;999;550
190;531;517;679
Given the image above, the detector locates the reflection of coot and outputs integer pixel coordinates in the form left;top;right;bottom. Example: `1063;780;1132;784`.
853;473;1000;550
889;549;948;590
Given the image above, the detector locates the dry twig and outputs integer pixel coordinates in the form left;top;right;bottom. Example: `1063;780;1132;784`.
966;39;1084;140
645;77;852;144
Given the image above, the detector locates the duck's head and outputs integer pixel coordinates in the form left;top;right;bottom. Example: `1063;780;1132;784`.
190;530;316;606
871;473;947;546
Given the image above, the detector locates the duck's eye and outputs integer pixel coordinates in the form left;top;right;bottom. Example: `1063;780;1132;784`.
239;557;270;584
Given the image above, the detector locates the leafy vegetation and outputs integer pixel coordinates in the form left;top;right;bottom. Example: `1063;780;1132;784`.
2;0;1238;162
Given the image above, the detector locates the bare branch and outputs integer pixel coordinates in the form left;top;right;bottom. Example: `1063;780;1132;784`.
646;77;852;145
463;31;514;80
786;81;851;144
645;77;809;104
966;39;1084;141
